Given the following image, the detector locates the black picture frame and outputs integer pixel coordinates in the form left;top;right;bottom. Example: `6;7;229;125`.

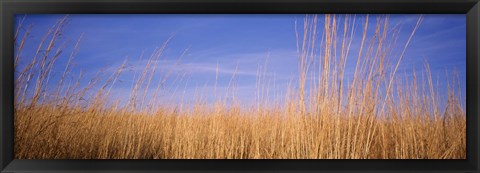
1;0;479;172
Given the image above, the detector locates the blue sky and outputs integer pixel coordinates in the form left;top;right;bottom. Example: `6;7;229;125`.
14;14;466;108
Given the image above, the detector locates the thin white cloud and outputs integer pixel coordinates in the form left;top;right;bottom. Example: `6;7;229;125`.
125;49;298;77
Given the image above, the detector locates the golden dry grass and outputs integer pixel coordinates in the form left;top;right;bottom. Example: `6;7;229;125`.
14;14;466;159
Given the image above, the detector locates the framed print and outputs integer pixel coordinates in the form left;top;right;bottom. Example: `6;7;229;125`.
1;0;479;172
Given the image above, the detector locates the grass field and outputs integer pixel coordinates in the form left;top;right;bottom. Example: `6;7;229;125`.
14;14;466;159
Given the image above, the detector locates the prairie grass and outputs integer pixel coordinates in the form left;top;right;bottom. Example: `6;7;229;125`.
14;15;466;159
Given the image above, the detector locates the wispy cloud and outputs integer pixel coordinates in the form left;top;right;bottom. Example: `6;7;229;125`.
414;25;465;43
162;61;259;76
123;49;298;77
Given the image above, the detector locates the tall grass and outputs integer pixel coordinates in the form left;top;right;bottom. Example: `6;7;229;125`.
14;14;466;159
